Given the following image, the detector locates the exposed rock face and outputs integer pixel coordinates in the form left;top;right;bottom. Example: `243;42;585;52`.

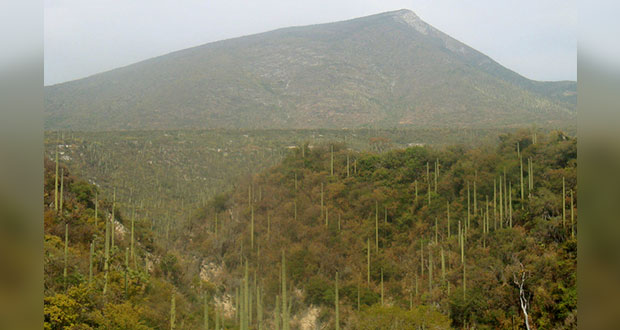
294;306;321;330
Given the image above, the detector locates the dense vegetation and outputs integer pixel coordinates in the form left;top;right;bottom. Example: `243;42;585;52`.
44;130;576;329
45;128;552;238
45;9;575;131
43;159;216;329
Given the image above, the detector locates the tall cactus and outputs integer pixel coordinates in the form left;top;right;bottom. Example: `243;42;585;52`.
274;295;280;330
504;169;508;227
571;189;575;238
434;217;438;244
448;202;451;238
103;213;110;295
346;154;350;178
428;246;433;291
467;182;471;230
427;162;432;206
335;272;340;330
63;223;68;290
204;294;209;330
325;206;329;228
281;251;289;330
375;201;379;252
493;179;497;226
460;222;464;265
499;176;503;225
130;207;135;264
520;155;525;204
94;192;98;227
257;285;263;330
366;238;371;284
509;182;513;228
170;292;176;330
473;180;477;215
89;240;94;285
111;188;116;252
420;241;424;277
60;168;64;212
251;205;255;249
562;177;566;227
244;260;250;330
357;283;361;311
434;159;438;193
441;247;445;284
124;247;129;297
54;149;59;211
330;144;334;177
380;268;384;306
320;183;324;218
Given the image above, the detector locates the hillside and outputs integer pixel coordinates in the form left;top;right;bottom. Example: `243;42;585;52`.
43;159;220;329
45;128;543;228
45;9;576;131
44;130;577;329
175;130;577;329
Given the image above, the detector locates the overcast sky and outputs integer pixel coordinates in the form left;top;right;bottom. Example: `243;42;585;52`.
44;0;576;86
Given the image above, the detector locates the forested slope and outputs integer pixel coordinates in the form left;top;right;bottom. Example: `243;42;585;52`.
180;130;577;329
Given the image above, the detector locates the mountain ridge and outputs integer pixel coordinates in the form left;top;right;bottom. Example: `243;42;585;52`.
45;9;576;130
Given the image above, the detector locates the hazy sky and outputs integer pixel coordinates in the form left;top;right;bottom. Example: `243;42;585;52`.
44;0;576;86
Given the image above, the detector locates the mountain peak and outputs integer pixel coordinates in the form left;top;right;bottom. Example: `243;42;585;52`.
388;9;430;34
44;10;576;131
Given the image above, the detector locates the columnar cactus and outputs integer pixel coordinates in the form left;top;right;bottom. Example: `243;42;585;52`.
420;241;424;277
447;202;451;238
562;177;566;227
63;223;68;290
60;168;64;212
124;247;129;297
571;189;575;238
435;217;438;244
434;159;438;193
281;251;289;330
520;155;525;204
473;180;477;215
346;154;350;178
499;176;503;225
89;240;94;285
320;183;324;218
375;201;379;252
367;238;370;285
103;213;110;295
94;192;98;227
509;182;513;228
428;247;433;291
330;144;334;177
274;295;280;330
131;208;135;263
467;182;471;230
111;188;116;251
380;268;384;306
441;247;445;283
204;294;209;330
55;149;59;211
335;272;340;330
170;292;176;330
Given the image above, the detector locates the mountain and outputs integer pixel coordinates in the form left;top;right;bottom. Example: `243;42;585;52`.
45;9;576;131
